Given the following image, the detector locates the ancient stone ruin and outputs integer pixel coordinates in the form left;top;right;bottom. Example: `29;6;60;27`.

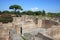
0;15;60;40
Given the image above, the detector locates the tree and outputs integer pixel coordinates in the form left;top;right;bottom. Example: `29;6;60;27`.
9;4;23;16
42;10;45;16
56;13;60;17
47;12;56;17
34;11;42;16
21;11;33;15
26;11;33;15
2;10;10;13
21;11;27;15
0;11;2;14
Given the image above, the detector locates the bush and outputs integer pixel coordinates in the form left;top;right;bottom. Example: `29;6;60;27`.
0;13;13;23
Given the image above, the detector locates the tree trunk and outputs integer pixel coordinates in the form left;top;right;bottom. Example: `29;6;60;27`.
15;9;18;17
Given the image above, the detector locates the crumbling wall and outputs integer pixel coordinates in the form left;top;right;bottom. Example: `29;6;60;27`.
46;27;60;40
0;15;60;40
0;26;9;40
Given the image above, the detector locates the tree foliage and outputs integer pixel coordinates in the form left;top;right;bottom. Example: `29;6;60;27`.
42;10;45;16
2;10;10;13
0;11;2;14
9;4;23;17
9;4;23;12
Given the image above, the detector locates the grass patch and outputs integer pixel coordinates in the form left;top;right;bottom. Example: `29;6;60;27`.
21;36;26;40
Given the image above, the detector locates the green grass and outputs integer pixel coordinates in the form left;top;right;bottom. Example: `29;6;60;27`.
21;36;26;40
